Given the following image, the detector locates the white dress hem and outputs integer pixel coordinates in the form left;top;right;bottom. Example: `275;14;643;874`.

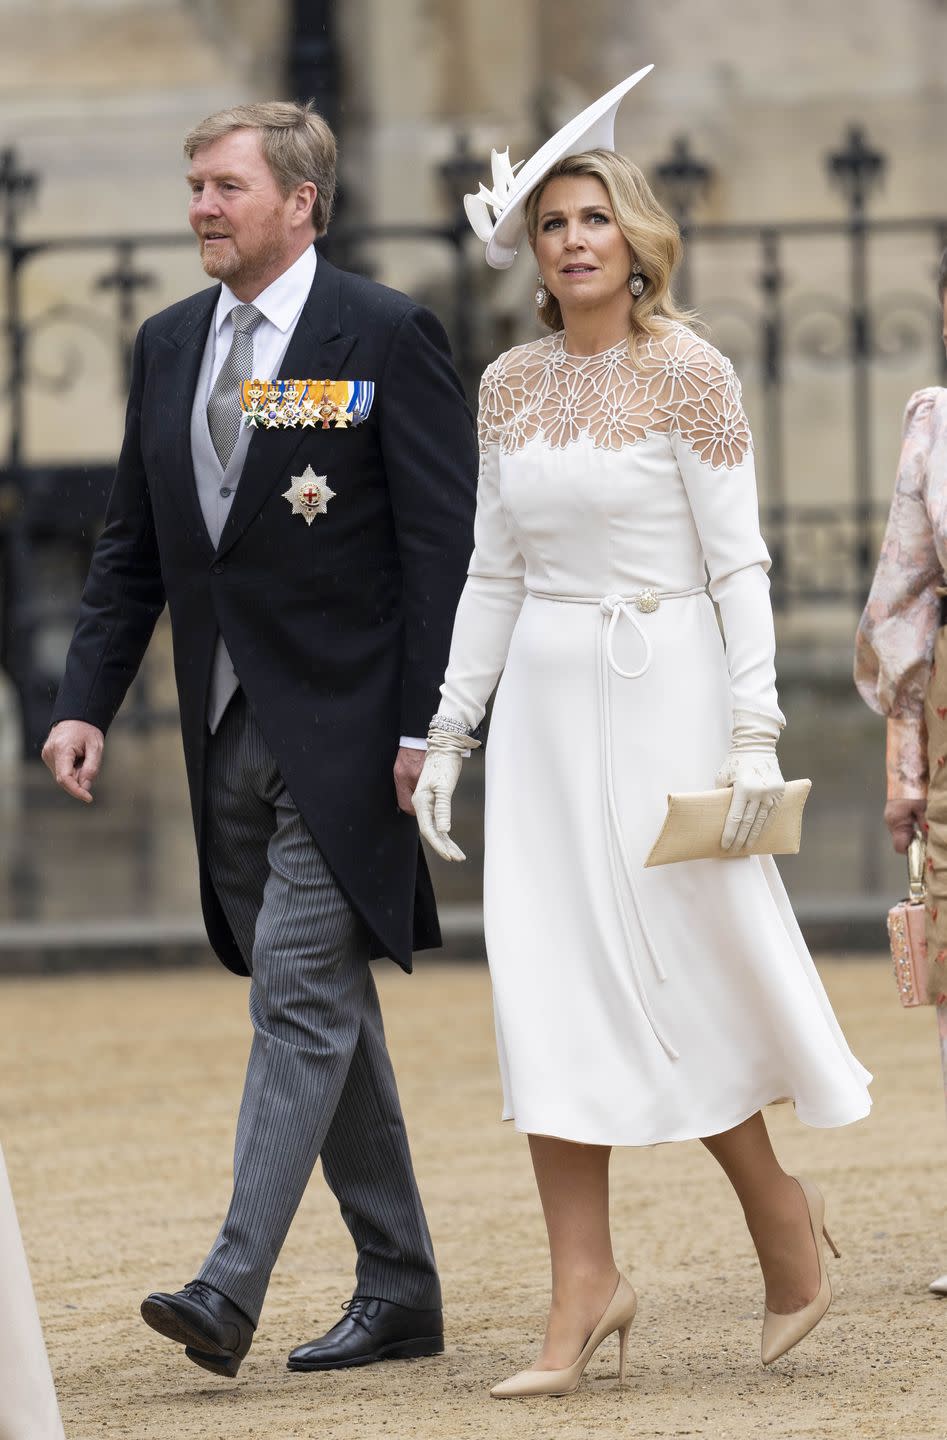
501;1084;873;1149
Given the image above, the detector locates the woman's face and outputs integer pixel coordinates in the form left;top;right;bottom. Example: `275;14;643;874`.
532;174;634;319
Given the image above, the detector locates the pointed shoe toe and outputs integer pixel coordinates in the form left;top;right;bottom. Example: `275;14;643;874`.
490;1367;572;1399
760;1286;831;1367
490;1274;637;1400
760;1178;840;1367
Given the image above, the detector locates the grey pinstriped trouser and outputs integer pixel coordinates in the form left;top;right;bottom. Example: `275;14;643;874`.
196;694;441;1324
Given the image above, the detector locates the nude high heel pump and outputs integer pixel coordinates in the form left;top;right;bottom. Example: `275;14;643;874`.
490;1274;637;1399
760;1176;840;1366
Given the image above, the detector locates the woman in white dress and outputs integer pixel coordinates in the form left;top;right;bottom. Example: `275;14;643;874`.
0;1143;65;1439
413;72;871;1398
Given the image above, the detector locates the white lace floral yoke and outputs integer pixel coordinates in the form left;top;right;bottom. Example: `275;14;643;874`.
479;323;752;469
447;321;778;704
434;321;871;1146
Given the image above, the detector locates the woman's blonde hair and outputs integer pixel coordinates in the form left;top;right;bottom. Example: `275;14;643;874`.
524;149;696;354
184;101;337;238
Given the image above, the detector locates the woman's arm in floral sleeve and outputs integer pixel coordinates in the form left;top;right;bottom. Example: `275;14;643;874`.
855;388;941;797
886;718;928;801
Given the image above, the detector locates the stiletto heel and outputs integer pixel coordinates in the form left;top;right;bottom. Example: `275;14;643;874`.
760;1176;838;1366
822;1225;840;1259
617;1318;632;1387
490;1274;637;1398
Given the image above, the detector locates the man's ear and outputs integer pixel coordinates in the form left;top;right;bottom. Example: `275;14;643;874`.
292;182;318;230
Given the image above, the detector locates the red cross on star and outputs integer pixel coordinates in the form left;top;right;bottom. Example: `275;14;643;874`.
282;464;337;526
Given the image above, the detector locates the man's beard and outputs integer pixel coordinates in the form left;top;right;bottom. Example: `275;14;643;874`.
198;209;286;289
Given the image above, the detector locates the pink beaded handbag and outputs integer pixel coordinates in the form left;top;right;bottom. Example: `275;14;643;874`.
888;834;931;1008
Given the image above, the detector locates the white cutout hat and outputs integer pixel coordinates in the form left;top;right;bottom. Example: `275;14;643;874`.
464;65;654;270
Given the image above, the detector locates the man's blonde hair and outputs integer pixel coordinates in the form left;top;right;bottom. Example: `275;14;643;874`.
184;101;337;237
525;149;695;357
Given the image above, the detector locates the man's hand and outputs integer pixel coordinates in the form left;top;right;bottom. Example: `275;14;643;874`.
885;796;927;855
41;720;105;804
393;746;425;815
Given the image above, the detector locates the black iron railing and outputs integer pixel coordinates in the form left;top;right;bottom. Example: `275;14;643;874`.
1;126;945;752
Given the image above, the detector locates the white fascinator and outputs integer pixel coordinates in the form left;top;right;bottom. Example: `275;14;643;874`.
463;66;654;270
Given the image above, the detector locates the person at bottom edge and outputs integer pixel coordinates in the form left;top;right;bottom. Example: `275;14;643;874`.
414;68;872;1399
42;100;477;1378
0;1144;66;1439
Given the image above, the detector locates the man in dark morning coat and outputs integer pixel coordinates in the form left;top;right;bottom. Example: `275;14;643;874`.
42;101;477;1378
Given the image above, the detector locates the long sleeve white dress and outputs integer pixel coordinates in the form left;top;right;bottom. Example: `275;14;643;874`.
437;322;872;1146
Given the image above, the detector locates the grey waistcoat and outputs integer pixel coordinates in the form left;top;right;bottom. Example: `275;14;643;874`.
190;320;290;732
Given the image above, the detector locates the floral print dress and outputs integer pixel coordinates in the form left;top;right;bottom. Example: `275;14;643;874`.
856;387;947;1000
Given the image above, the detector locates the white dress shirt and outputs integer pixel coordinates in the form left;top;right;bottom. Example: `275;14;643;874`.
210;243;316;392
212;246;425;752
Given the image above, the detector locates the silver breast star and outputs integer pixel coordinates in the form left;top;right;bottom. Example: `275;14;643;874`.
282;464;336;526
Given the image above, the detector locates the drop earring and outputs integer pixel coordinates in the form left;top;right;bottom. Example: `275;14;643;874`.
535;274;548;307
629;265;645;298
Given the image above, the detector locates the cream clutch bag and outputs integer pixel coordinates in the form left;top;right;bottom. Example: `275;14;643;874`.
644;779;812;867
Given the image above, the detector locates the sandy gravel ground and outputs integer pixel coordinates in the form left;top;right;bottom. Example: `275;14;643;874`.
2;957;946;1440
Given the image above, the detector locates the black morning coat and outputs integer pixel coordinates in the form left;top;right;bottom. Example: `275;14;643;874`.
52;252;478;975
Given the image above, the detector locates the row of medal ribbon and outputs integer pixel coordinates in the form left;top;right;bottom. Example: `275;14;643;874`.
240;378;375;430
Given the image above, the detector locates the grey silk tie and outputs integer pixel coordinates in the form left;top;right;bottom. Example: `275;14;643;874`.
207;302;263;468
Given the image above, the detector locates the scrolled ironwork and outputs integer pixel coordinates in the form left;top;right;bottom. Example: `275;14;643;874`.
18;301;117;391
694;297;764;374
783;293;852;368
868;290;941;368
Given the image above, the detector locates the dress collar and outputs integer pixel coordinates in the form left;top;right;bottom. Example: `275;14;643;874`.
554;330;631;363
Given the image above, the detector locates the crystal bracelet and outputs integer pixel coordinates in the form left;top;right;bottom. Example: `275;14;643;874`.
428;713;471;738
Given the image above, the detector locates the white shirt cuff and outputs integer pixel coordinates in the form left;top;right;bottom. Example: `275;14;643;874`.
399;736;427;750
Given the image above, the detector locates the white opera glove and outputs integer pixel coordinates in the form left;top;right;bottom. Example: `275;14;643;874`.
714;710;786;851
413;725;481;863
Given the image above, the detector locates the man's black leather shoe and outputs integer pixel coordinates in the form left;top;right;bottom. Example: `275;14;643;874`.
287;1297;444;1371
140;1280;255;1378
